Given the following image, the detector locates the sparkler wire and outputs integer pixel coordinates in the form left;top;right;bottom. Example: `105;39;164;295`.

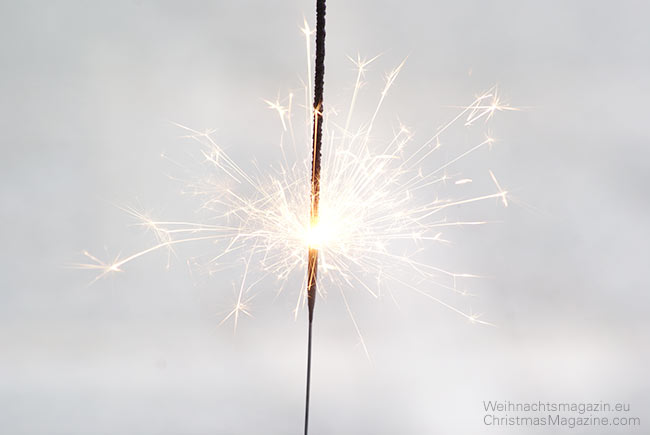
305;0;326;433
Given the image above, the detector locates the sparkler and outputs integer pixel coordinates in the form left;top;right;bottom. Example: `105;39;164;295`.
304;0;325;433
75;1;517;432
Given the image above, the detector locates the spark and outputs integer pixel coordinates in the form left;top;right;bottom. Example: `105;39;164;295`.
76;28;516;346
219;255;258;331
464;87;519;125
489;169;509;207
264;96;289;131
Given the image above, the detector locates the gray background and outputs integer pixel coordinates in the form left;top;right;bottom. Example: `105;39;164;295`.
1;1;649;434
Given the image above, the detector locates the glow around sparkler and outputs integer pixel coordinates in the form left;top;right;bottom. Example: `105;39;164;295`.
76;23;517;353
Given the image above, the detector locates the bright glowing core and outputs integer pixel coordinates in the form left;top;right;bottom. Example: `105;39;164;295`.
304;219;335;249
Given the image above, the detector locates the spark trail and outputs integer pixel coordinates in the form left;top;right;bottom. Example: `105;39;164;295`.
75;84;515;326
76;82;515;321
74;4;517;393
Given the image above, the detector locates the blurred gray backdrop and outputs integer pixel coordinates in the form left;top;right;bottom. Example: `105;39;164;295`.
1;1;649;434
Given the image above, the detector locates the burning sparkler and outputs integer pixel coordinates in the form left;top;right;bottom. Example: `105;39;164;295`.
75;0;517;432
304;1;326;432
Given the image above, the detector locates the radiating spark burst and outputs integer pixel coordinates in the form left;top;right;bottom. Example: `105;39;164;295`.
75;23;517;352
